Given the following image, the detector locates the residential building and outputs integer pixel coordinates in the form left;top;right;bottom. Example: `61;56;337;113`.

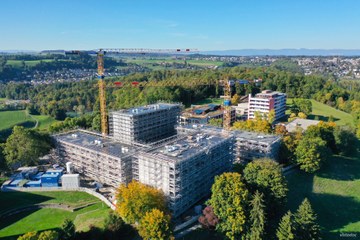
248;90;287;121
109;103;182;144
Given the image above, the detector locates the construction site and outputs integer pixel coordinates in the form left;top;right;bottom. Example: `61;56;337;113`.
52;49;281;217
54;102;281;217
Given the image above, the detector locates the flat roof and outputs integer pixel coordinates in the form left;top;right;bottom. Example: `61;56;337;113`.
110;103;181;116
178;124;280;145
144;131;233;162
285;118;320;132
54;131;139;158
233;130;280;144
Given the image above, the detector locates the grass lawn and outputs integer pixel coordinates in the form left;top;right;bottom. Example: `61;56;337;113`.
0;110;34;131
30;114;58;130
193;98;224;105
0;191;110;239
287;99;354;127
286;143;360;239
0;110;57;133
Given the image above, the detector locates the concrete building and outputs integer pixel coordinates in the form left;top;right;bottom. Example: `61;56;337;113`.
283;118;320;132
55;131;139;186
54;103;281;218
137;127;234;217
233;130;281;163
109;103;182;144
232;102;249;120
248;90;287;122
180;104;236;125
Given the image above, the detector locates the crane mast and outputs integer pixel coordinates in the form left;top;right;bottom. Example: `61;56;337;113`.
97;50;108;136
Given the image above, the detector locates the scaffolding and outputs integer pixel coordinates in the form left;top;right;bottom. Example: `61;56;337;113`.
138;130;235;217
109;103;182;145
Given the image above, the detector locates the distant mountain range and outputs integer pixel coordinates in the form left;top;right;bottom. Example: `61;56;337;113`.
2;49;360;56
199;49;360;56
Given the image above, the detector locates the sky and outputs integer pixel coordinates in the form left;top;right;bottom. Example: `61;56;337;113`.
1;0;360;51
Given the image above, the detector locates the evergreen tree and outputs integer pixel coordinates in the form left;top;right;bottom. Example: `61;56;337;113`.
276;211;294;240
61;219;76;240
294;198;321;240
246;191;266;240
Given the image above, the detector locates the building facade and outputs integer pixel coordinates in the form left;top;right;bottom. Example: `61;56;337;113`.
248;90;287;122
109;103;182;144
55;131;138;186
137;129;234;217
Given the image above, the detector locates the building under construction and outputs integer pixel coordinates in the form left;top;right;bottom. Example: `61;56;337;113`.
55;130;139;186
137;127;234;216
54;102;281;217
109;103;182;144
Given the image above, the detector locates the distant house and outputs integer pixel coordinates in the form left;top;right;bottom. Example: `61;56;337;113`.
283;118;320;132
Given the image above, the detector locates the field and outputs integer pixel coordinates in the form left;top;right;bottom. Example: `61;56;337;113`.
287;99;354;126
0;191;110;239
0;110;57;132
286;142;360;239
125;58;224;69
5;59;54;68
0;110;34;131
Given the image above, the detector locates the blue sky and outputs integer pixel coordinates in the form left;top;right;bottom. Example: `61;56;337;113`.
1;0;359;50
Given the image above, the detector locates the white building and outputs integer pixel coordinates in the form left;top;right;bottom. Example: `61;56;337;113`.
248;90;286;122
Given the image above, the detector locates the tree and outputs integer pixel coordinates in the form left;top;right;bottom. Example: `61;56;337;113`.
208;118;223;127
38;230;59;240
3;126;52;170
207;172;248;240
295;136;330;173
246;191;266;240
276;211;295;240
294;198;321;240
243;158;288;216
17;232;38;240
297;112;307;119
333;126;357;155
291;99;312;115
305;122;336;152
104;210;131;239
61;218;76;240
116;180;167;224
198;206;219;229
138;208;173;240
267;109;276;124
231;93;240;105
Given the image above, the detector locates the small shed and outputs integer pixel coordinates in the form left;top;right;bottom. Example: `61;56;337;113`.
61;174;80;189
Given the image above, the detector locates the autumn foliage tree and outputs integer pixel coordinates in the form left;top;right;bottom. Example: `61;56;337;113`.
116;181;167;224
207;172;249;240
138;208;173;240
198;206;219;229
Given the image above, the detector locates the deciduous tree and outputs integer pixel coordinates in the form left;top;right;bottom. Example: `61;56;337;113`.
198;206;219;229
295;136;330;173
116;181;167;224
3;126;52;170
243;158;288;216
207;172;248;240
38;230;59;240
138;208;173;240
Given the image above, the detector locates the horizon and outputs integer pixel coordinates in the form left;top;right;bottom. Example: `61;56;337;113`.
1;0;360;50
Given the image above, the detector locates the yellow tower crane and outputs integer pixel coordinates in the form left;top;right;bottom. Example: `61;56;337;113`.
54;48;196;135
